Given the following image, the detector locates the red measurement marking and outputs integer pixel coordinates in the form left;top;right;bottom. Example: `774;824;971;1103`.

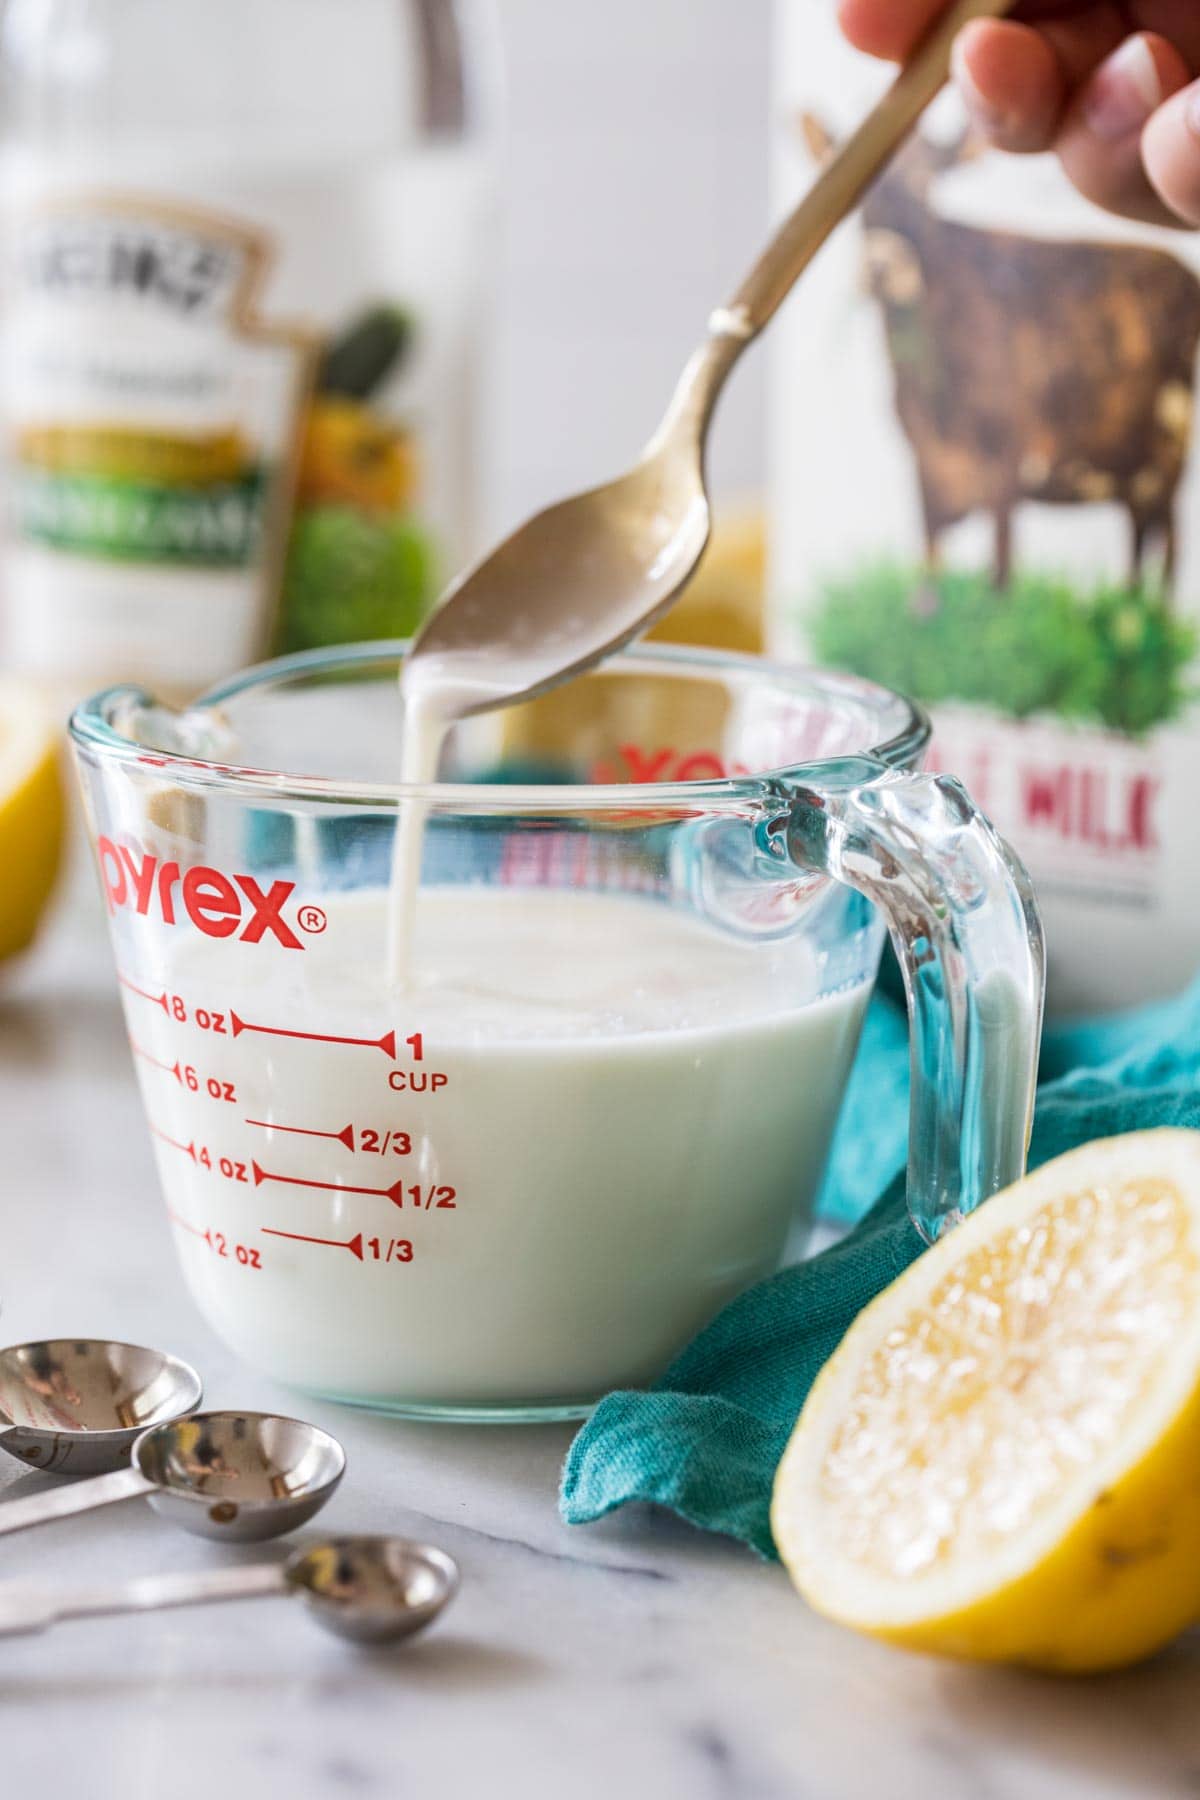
230;1013;396;1059
148;1121;196;1162
166;1206;210;1243
117;971;168;1013
245;1119;355;1150
251;1162;403;1206
130;1041;181;1083
261;1226;364;1261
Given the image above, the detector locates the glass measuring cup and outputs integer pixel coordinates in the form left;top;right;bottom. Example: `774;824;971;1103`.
70;643;1044;1421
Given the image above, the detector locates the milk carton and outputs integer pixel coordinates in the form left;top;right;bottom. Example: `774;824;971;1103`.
769;2;1200;1014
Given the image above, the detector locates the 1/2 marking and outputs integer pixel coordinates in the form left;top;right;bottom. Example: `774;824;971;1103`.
251;1163;453;1210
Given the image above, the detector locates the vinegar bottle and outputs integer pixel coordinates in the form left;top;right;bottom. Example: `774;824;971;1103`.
0;0;500;703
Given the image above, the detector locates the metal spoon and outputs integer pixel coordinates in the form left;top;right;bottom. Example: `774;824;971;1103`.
403;0;1012;727
0;1339;203;1476
0;1534;458;1645
0;1410;345;1543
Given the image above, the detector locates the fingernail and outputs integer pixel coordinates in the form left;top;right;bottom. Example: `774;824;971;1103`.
1085;37;1163;142
1188;85;1200;143
951;31;1010;134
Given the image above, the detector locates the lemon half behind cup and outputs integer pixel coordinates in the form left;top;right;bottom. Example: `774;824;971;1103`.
0;677;65;962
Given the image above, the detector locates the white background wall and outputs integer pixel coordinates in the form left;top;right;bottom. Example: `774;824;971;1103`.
487;0;772;534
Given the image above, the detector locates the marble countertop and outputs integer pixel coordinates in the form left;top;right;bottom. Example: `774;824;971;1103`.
1;914;1197;1800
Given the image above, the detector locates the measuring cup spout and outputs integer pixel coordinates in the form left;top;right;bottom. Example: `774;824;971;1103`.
784;756;1045;1244
0;1465;153;1539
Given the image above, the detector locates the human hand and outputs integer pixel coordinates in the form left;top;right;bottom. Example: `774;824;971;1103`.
838;2;1200;226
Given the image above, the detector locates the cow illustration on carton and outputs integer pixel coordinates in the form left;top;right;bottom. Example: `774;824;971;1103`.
803;118;1200;593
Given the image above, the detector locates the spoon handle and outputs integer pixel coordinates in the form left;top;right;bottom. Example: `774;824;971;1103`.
0;1465;154;1537
652;0;1013;449
728;0;1013;337
0;1561;288;1637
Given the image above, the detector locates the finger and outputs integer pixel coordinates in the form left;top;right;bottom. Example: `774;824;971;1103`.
1143;78;1200;224
839;0;1123;68
1129;2;1200;73
836;0;945;63
952;20;1068;151
1056;32;1193;224
1034;3;1126;89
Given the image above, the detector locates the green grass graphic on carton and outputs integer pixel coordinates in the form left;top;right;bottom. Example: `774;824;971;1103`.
809;563;1197;738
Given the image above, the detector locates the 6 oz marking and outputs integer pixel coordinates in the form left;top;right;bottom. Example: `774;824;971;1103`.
182;1067;237;1102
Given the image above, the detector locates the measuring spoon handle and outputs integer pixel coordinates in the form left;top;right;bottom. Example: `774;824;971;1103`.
0;1465;154;1537
0;1561;289;1637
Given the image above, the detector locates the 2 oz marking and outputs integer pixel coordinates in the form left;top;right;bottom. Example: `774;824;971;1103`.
166;1209;262;1269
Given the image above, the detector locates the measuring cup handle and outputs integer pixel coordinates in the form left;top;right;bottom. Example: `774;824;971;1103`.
0;1464;153;1538
785;758;1045;1243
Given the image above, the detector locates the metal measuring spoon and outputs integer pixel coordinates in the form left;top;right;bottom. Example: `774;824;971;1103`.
401;1;1012;728
0;1339;203;1476
0;1534;458;1645
0;1410;344;1543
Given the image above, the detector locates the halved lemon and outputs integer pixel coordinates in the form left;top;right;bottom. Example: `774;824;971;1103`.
0;678;65;961
772;1131;1200;1673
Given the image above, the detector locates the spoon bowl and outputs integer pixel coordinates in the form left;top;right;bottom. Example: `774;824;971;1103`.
0;1339;203;1475
135;1410;346;1543
286;1535;460;1644
406;444;710;721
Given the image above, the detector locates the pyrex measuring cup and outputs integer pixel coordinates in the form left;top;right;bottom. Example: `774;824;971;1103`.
70;643;1044;1420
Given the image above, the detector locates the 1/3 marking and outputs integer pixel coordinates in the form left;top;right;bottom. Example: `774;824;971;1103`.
366;1237;414;1263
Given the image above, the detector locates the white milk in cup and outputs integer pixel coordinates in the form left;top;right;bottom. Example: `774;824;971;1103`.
71;645;1043;1417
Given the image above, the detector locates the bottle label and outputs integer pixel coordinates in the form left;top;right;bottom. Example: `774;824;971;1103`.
4;196;313;575
0;153;485;693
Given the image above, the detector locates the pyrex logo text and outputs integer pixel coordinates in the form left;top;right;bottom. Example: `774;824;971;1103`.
97;837;306;950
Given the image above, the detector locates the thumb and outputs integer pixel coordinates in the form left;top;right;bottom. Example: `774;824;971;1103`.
1054;35;1194;229
1144;80;1200;227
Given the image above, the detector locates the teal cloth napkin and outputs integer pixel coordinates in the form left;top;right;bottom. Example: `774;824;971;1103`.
560;976;1200;1559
